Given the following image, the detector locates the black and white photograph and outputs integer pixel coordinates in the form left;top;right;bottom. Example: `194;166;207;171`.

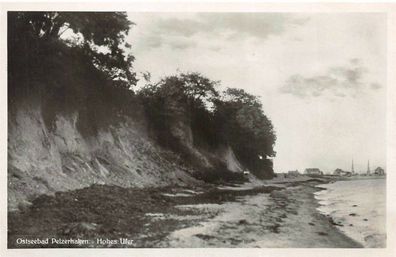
2;2;396;256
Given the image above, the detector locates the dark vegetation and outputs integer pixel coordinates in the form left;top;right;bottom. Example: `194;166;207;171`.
8;11;276;180
138;73;276;179
8;12;140;135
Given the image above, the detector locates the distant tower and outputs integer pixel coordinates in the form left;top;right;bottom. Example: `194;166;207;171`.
367;160;371;175
351;159;355;174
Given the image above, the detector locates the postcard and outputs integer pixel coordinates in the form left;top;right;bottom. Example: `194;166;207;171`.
1;2;396;257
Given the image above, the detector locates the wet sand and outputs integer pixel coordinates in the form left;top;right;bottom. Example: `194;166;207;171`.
8;179;362;248
158;181;362;247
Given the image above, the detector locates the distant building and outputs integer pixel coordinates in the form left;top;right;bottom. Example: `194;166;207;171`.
304;168;323;175
374;167;385;175
333;168;352;176
288;170;300;176
367;160;371;175
333;168;343;176
351;159;355;174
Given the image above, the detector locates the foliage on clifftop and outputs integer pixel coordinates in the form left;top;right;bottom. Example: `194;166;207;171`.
8;12;276;179
8;12;140;134
139;73;276;179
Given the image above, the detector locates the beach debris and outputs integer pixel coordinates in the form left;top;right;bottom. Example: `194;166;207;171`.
194;234;215;240
162;193;192;197
352;204;358;207
238;219;248;225
363;218;368;221
61;222;98;236
145;213;165;218
264;224;281;234
308;222;315;226
317;231;328;236
349;213;358;216
328;217;343;226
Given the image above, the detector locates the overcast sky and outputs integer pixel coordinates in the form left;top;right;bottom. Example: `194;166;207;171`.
126;12;387;174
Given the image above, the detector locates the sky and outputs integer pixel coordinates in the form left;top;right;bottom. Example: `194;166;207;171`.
125;12;387;174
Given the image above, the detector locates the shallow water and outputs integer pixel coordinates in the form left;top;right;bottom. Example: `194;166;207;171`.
315;178;386;247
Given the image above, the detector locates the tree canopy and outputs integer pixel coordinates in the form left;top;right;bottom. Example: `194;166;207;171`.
139;74;276;178
8;11;139;132
213;88;276;178
8;11;136;92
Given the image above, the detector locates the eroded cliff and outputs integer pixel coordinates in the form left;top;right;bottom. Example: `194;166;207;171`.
8;100;246;211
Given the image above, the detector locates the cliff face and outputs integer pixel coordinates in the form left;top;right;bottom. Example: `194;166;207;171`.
8;101;200;212
8;100;246;211
156;113;247;182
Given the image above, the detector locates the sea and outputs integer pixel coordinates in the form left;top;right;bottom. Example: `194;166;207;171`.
314;178;386;248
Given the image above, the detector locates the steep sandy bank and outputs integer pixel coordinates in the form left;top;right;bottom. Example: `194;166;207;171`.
8;99;248;211
8;101;199;212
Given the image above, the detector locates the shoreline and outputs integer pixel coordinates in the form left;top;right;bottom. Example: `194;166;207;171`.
156;179;363;248
314;177;386;248
299;180;363;248
8;178;363;248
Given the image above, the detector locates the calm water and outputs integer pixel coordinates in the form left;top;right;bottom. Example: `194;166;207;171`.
315;178;386;248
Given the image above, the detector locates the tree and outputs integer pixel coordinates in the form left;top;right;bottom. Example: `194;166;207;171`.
8;12;137;90
221;88;261;107
140;75;277;179
8;12;139;134
139;72;220;149
140;72;219;118
214;88;276;178
178;73;219;103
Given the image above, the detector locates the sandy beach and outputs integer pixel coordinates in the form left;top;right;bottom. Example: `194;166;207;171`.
8;178;362;248
157;180;362;248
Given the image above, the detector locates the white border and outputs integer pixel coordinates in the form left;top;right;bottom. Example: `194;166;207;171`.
1;2;395;257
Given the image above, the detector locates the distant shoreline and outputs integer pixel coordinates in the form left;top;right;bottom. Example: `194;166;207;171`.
334;175;386;180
